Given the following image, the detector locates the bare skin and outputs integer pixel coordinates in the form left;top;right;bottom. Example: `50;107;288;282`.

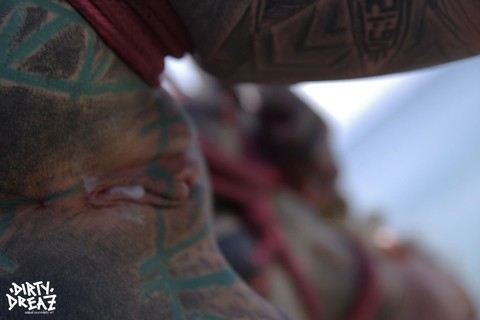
0;0;478;319
169;0;480;82
248;86;475;319
0;1;284;318
185;91;360;320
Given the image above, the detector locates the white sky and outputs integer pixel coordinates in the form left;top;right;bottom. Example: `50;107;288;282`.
292;67;443;150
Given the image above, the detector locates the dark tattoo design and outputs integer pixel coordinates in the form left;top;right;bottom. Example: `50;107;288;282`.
0;1;147;101
255;0;316;31
348;0;410;63
0;0;150;196
0;1;285;319
136;100;237;319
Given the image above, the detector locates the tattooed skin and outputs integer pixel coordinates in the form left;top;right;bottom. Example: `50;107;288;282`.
0;1;285;319
169;0;480;82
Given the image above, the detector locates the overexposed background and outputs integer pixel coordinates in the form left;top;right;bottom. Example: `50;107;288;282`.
166;55;480;310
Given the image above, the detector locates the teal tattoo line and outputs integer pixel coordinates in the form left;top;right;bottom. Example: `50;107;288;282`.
0;0;88;27
0;198;37;209
141;270;235;299
137;91;236;317
139;112;175;277
142;256;185;320
140;99;184;157
0;0;148;98
142;99;184;196
0;209;16;272
146;163;174;195
140;209;185;320
38;0;89;26
8;17;69;66
0;183;82;209
71;28;96;101
139;222;211;277
0;0;87;26
78;29;96;84
90;52;113;82
0;7;26;61
189;312;227;320
164;223;210;259
44;183;82;202
172;269;236;291
139;208;167;276
139;211;234;319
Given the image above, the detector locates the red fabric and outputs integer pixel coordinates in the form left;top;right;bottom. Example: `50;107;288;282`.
201;138;324;320
201;137;382;320
66;0;193;87
344;236;381;320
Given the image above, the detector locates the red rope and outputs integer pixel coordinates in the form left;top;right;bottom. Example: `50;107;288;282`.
203;139;323;320
203;138;382;320
344;236;381;320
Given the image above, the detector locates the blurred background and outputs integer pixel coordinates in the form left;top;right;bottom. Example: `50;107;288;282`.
165;55;480;311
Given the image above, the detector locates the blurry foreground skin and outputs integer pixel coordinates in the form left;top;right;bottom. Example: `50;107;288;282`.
0;0;478;319
256;86;346;223
0;1;284;318
187;84;476;320
256;86;476;320
184;88;360;320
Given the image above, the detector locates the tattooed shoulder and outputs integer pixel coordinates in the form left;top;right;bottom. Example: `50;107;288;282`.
170;0;480;82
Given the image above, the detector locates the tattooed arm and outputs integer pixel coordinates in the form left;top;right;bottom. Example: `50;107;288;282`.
169;0;480;82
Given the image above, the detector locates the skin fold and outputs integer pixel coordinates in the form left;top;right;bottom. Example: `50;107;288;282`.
0;0;478;319
184;90;360;320
0;1;284;318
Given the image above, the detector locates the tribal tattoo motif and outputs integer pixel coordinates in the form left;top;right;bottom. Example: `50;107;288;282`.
0;1;284;319
348;0;411;65
169;0;480;82
0;0;147;99
135;99;240;319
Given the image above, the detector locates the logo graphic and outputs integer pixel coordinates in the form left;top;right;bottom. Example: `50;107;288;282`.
5;281;56;314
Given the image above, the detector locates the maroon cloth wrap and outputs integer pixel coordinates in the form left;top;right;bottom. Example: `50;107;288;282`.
66;0;193;87
200;137;381;320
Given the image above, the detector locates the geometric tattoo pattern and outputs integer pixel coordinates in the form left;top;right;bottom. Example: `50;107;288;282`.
172;0;479;82
0;0;147;101
0;0;237;314
138;101;236;319
0;1;285;318
0;0;146;271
